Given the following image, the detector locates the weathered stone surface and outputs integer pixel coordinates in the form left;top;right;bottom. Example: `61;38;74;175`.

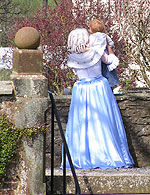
0;69;12;81
13;49;43;74
15;27;40;49
16;133;46;195
0;81;13;95
0;97;49;128
11;74;48;98
46;167;150;194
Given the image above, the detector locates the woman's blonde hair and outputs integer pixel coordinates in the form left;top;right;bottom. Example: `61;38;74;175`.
89;19;106;33
67;28;89;53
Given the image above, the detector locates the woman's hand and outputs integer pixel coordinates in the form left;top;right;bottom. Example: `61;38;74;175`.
84;45;90;52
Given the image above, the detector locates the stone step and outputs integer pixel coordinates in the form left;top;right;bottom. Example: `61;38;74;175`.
46;167;150;194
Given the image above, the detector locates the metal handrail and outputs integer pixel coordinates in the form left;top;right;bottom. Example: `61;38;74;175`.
48;90;81;195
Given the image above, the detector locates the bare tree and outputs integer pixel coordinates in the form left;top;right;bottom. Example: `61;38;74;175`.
118;0;150;87
43;0;58;8
0;0;21;22
0;0;21;46
43;0;48;8
53;0;58;6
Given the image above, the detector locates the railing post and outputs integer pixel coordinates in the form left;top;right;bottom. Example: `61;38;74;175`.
63;145;66;195
51;102;55;195
43;131;46;183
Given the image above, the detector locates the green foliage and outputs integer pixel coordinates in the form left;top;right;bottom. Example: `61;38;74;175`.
0;115;20;178
11;0;63;17
12;0;43;17
0;114;46;179
48;0;63;8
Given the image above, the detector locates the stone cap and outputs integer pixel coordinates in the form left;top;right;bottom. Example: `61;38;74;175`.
15;27;40;49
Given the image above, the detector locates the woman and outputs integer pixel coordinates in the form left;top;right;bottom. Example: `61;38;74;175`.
62;28;134;169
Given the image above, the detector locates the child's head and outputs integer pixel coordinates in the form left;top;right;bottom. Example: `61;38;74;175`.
67;28;89;53
89;18;106;34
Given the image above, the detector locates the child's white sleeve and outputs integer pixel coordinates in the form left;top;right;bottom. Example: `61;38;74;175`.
101;53;119;71
89;33;106;49
89;36;106;56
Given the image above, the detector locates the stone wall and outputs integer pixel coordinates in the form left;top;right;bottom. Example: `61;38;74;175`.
116;90;150;167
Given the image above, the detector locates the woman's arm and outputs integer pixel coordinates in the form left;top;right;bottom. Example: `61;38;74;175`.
101;52;111;64
106;44;114;55
101;41;119;71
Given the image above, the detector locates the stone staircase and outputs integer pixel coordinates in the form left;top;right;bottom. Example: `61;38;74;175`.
45;167;150;194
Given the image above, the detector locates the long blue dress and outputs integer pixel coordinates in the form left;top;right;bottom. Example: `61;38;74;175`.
62;48;134;169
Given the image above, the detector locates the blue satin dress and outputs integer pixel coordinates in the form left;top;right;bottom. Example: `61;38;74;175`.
62;76;134;169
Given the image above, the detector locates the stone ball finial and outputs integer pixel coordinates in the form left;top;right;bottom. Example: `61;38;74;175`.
15;27;40;49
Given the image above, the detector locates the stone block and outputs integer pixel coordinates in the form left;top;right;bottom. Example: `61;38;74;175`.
11;74;48;98
0;81;13;95
1;97;49;128
13;49;43;74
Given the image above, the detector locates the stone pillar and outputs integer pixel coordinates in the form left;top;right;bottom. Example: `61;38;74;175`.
17;133;46;195
11;49;48;99
6;27;48;195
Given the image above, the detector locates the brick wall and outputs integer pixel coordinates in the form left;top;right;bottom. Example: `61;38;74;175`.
0;152;20;195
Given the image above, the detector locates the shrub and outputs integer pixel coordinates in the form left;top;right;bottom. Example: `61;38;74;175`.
0;115;20;178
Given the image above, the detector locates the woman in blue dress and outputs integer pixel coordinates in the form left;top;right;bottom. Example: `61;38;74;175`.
62;28;134;169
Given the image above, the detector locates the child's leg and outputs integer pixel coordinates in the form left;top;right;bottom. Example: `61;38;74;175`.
101;62;120;88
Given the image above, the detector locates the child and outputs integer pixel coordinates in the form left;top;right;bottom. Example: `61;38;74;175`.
89;18;122;94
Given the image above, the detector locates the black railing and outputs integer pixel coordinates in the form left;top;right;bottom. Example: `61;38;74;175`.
46;90;81;195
